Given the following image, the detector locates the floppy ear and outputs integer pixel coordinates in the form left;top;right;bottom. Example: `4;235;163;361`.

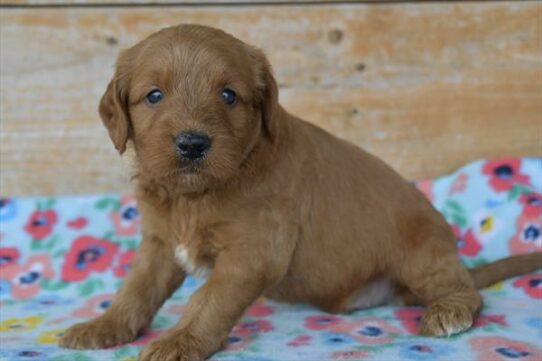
251;48;280;142
98;66;131;154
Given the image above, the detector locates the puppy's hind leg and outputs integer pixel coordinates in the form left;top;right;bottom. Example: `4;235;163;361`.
395;237;482;337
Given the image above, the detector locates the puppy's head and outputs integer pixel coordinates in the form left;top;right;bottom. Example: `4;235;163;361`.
99;25;279;192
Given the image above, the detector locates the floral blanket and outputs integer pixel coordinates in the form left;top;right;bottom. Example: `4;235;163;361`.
0;158;541;361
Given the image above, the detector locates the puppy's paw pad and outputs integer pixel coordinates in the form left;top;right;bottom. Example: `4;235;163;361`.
420;304;473;337
59;318;137;349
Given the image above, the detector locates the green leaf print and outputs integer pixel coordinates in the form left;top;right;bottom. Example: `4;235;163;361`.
30;240;43;251
508;184;532;201
52;249;65;258
151;315;171;329
95;197;121;211
41;279;69;291
124;239;139;250
113;346;138;359
73;353;95;361
443;200;468;228
44;198;56;209
76;278;106;296
461;257;488;269
445;200;464;213
451;213;467;229
79;282;94;296
44;235;59;251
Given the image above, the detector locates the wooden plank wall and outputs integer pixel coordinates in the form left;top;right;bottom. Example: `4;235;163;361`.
1;1;541;196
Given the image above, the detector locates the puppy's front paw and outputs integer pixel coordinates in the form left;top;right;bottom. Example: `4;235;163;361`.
138;331;204;361
59;316;138;349
420;303;473;337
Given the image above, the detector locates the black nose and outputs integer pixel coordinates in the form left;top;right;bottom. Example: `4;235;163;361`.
175;132;211;160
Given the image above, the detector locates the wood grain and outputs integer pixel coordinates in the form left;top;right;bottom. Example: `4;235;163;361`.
0;0;416;6
1;2;541;196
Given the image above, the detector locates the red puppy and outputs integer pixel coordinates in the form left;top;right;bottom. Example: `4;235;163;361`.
60;25;542;361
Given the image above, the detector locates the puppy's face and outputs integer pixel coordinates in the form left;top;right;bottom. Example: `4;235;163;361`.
99;25;278;192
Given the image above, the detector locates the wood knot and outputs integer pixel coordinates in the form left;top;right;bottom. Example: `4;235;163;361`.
105;36;118;46
328;29;343;44
355;62;366;72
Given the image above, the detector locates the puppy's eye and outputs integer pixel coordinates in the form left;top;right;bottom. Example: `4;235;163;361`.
146;89;163;105
221;88;236;105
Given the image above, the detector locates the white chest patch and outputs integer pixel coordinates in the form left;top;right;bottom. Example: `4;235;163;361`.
346;278;398;311
174;245;210;279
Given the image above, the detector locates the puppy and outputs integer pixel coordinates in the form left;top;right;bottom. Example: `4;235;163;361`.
60;24;542;360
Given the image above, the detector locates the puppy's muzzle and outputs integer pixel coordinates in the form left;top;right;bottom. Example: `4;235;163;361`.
175;131;211;160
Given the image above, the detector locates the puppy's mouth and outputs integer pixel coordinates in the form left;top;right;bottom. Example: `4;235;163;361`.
180;153;215;175
179;163;203;175
161;160;206;179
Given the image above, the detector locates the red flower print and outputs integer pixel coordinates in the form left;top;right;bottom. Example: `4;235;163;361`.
509;214;541;254
225;318;262;351
474;314;507;328
231;319;274;335
395;308;423;334
452;225;482;257
110;195;140;237
246;300;274;317
472;315;508;328
61;236;119;282
287;334;312;347
113;250;136;278
519;193;542;218
469;336;542;361
304;315;342;330
415;180;433;201
449;173;469;196
224;332;252;351
67;217;88;230
513;274;542;299
72;293;115;318
24;210;58;240
1;255;54;299
482;158;530;192
329;317;401;345
330;350;370;360
0;248;20;269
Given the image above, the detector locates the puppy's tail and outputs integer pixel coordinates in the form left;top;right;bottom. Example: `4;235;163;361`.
469;252;542;289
